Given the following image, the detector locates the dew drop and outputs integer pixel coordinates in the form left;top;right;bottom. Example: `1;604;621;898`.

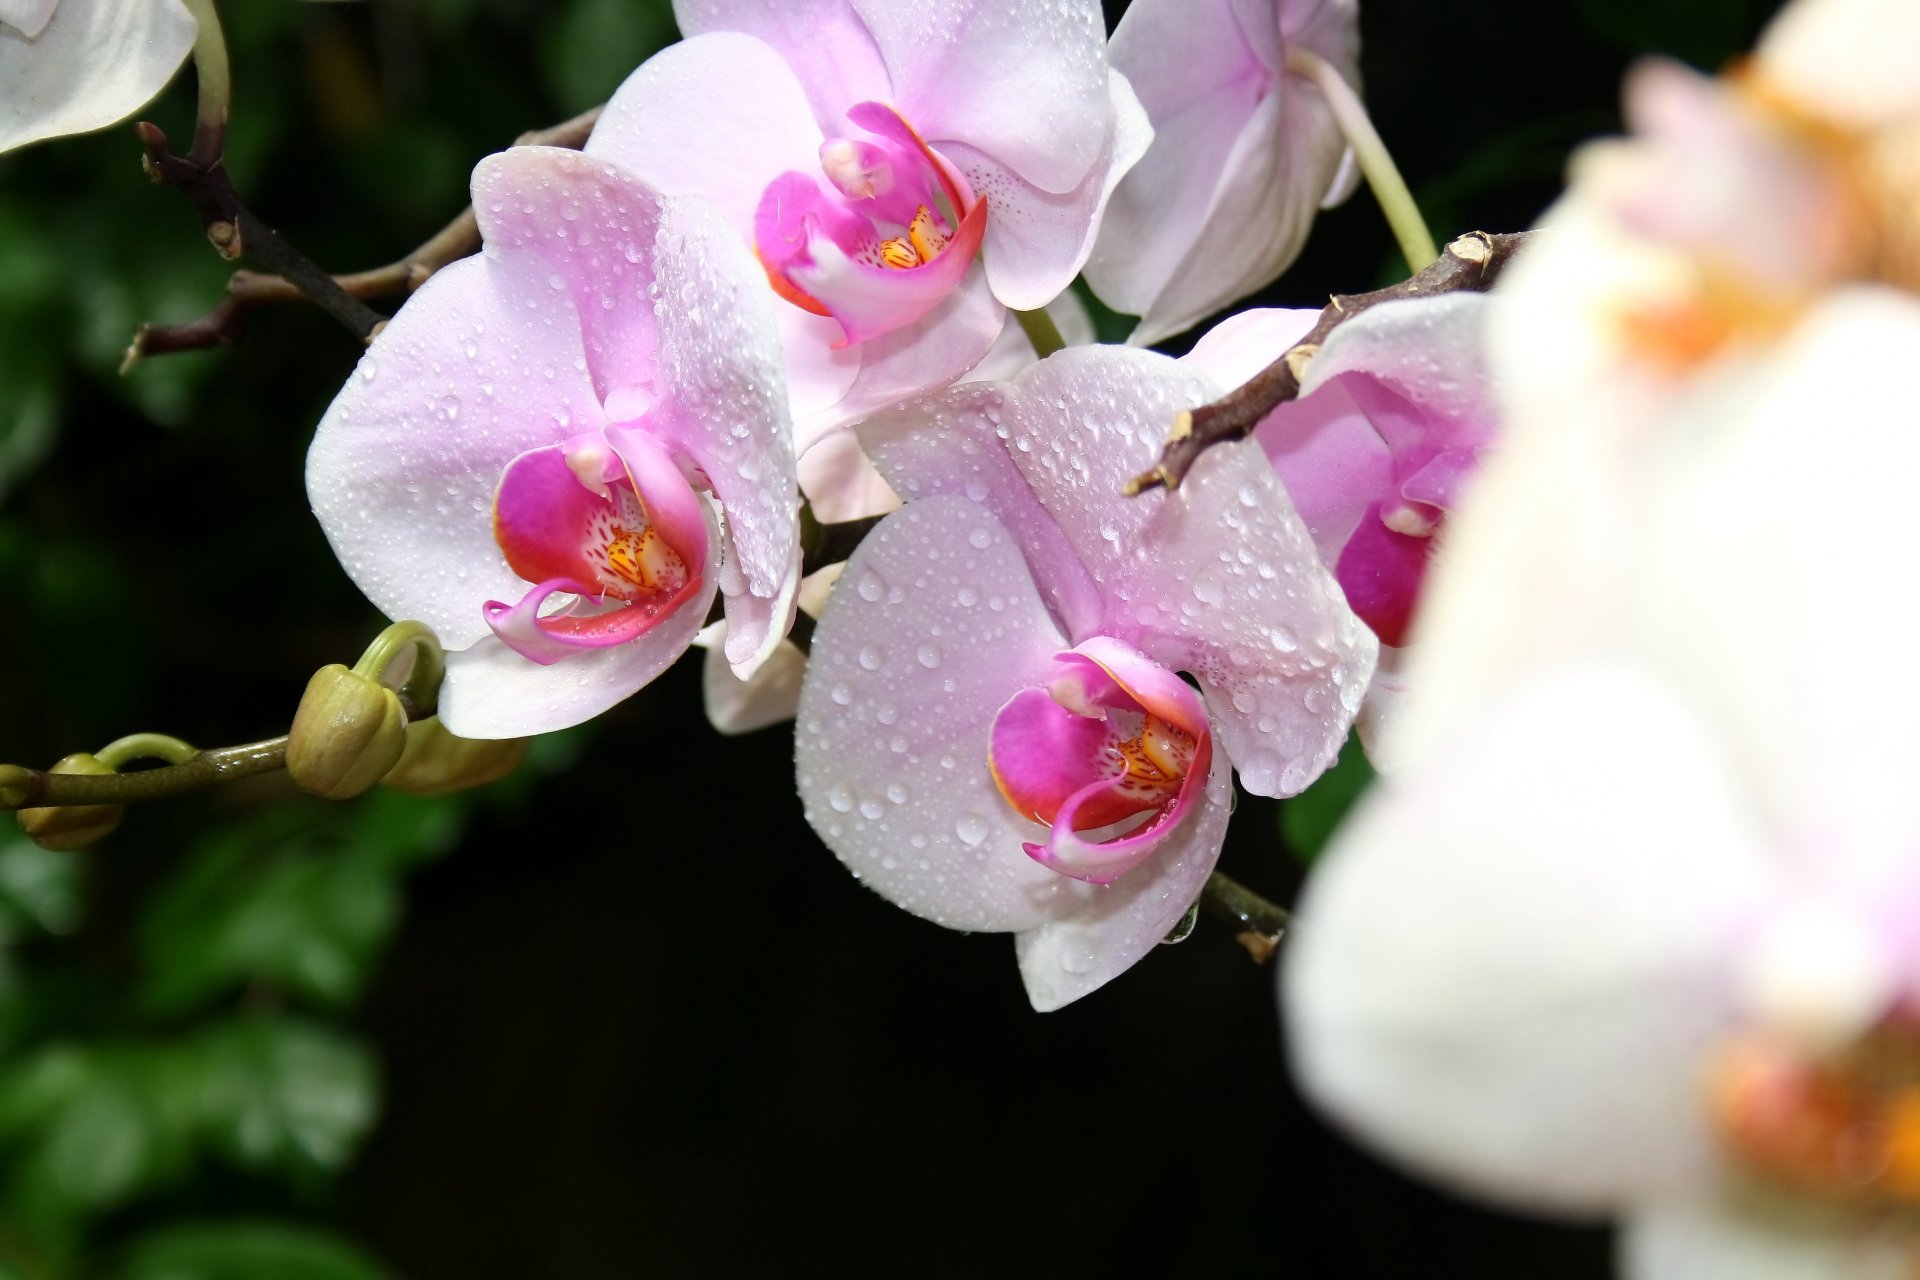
955;814;989;846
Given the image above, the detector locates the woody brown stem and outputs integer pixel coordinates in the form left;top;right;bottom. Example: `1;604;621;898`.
1125;230;1537;496
125;105;604;367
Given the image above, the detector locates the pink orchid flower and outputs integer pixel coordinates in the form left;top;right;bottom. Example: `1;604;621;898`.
794;347;1374;1010
582;0;1152;519
1;0;197;152
1084;0;1359;345
695;291;1096;736
307;146;800;739
1183;293;1500;766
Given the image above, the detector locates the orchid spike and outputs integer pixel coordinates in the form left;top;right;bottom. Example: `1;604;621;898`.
307;147;800;739
795;346;1373;1010
1;0;198;153
1084;0;1360;346
1184;293;1502;769
582;0;1153;520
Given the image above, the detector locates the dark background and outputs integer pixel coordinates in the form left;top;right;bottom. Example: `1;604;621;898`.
0;0;1782;1275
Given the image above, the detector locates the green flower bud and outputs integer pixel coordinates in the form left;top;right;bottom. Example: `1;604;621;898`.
286;664;408;800
384;718;529;796
17;754;122;851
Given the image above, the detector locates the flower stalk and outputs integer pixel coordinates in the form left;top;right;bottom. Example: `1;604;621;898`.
1285;47;1437;273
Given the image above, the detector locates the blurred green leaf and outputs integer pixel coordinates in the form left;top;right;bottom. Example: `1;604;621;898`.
0;837;84;944
139;826;396;1017
117;1220;393;1280
539;0;680;113
193;1018;377;1180
1279;733;1375;863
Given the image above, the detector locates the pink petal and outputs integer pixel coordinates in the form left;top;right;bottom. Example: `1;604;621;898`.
471;147;669;413
851;0;1112;195
1285;663;1775;1212
803;263;1005;439
1014;758;1230;1012
587;32;827;244
988;685;1128;823
306;253;606;650
1087;0;1356;343
1253;375;1395;569
855;379;1105;643
794;429;900;522
632;195;801;671
942;71;1154;312
1021;637;1215;884
491;442;637;587
438;504;724;739
1297;292;1501;461
989;348;1372;795
1179;306;1323;393
671;0;891;134
795;496;1093;933
782;188;987;345
0;0;196;152
966;288;1094;385
482;575;700;664
604;424;712;580
1333;501;1434;648
701;638;808;735
1085;0;1274;323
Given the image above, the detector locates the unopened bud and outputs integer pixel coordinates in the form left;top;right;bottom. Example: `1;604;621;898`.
383;718;528;796
17;754;122;851
287;664;408;799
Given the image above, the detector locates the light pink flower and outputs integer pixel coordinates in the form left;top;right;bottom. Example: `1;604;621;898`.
307;147;800;739
1;0;197;153
695;291;1096;735
795;347;1373;1009
585;0;1152;518
1184;293;1500;766
1084;0;1359;345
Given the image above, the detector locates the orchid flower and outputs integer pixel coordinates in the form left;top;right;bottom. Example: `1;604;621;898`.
1183;293;1501;767
696;290;1095;736
1083;0;1359;346
794;347;1374;1009
582;0;1152;519
1;0;197;153
307;147;800;739
1283;0;1920;1267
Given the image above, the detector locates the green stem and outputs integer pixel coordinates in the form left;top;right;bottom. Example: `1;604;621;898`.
179;0;231;168
351;621;446;716
95;733;198;770
1285;47;1437;271
1013;307;1066;359
0;739;287;809
1198;871;1291;962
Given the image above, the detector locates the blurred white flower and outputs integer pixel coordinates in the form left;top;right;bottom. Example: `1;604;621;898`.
1;0;199;154
1281;0;1920;1272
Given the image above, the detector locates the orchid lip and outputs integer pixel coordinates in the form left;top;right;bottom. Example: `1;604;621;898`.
483;428;708;665
988;638;1213;885
753;102;987;348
